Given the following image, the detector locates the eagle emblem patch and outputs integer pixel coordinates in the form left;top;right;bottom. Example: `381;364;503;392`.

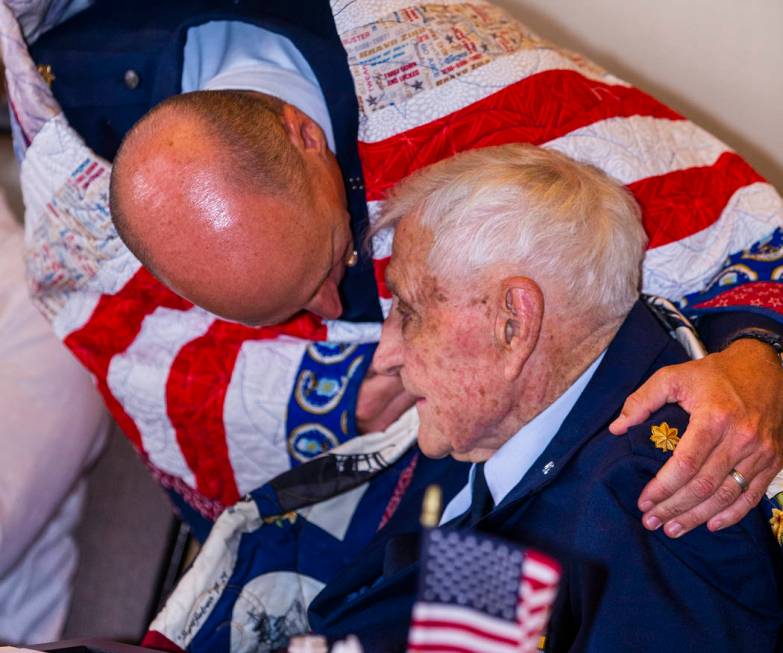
650;422;680;452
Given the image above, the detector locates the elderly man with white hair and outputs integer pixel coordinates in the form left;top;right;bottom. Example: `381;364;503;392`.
307;144;783;652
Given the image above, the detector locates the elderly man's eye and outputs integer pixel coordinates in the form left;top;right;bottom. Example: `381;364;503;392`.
395;299;415;326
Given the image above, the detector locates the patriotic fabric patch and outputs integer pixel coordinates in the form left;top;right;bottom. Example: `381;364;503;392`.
286;342;376;465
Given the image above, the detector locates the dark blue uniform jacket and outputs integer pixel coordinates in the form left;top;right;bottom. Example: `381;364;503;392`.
309;301;783;652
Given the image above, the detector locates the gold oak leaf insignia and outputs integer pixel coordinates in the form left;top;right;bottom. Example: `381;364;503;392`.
36;64;56;86
770;508;783;546
650;422;680;453
262;511;298;527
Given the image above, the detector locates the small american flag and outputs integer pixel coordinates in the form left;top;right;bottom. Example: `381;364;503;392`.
407;529;560;653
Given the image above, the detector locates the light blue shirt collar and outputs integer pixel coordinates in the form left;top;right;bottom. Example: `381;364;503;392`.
440;351;606;525
182;21;336;152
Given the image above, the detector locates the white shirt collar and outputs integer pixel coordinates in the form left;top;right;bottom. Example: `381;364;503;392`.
440;350;606;524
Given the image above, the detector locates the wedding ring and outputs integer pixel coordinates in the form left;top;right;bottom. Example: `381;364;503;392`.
729;468;749;493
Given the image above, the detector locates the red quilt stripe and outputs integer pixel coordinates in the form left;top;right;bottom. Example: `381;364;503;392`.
64;267;191;450
632;152;765;249
691;281;783;317
142;630;186;653
374;256;392;299
359;69;682;201
166;313;327;506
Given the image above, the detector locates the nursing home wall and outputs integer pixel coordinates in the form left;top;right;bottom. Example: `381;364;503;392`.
495;0;783;192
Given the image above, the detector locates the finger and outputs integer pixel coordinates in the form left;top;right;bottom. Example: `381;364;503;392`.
364;391;418;434
637;415;720;512
657;455;763;537
356;374;405;419
708;463;781;532
640;442;736;528
609;367;682;435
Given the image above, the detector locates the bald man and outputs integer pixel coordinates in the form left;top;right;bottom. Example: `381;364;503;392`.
29;1;783;541
111;91;352;326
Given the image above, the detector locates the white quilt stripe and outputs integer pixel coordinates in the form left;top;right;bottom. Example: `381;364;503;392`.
643;182;783;299
380;295;393;319
543;115;731;185
324;320;382;343
223;338;307;495
107;306;215;487
52;291;102;340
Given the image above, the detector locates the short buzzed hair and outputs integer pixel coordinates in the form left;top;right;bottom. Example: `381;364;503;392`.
376;144;647;319
109;90;307;265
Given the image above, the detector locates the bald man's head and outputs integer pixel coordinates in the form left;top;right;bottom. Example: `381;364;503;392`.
110;90;354;326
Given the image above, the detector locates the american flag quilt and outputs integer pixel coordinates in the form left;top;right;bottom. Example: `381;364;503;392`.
1;0;781;533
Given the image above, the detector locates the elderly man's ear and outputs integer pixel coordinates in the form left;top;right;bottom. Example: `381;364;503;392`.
496;277;544;382
281;103;328;155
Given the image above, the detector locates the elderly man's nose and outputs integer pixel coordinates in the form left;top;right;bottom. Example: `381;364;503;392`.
373;316;404;375
305;279;343;320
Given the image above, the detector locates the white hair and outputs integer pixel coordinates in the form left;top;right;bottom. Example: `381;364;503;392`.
374;144;647;319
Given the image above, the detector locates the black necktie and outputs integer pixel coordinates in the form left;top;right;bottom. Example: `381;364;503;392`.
467;462;494;526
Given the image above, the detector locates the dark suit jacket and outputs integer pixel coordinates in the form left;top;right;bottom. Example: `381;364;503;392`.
309;301;783;652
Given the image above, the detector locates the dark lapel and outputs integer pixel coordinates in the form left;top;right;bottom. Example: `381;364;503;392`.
492;301;675;514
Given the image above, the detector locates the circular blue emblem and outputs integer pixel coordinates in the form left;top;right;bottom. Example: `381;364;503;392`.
288;424;340;462
295;370;348;415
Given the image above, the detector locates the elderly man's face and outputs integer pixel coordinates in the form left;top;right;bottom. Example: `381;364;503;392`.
375;215;521;462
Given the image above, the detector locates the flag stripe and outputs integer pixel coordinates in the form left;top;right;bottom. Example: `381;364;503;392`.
544;115;730;186
631;151;765;248
412;603;522;640
408;626;519;653
407;641;516;652
167;315;328;506
522;553;561;585
518;586;559;609
107;306;214;488
374;256;392;299
410;620;518;647
64;268;192;450
641;182;782;299
359;68;682;201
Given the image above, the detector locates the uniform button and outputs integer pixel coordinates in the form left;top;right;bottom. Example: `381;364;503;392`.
123;69;140;90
